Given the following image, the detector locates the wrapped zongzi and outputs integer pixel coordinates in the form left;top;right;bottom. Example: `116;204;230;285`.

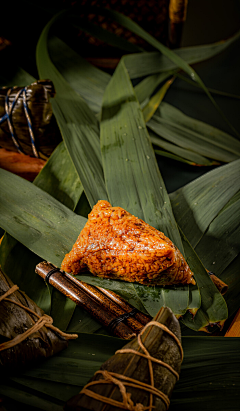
0;80;61;159
0;267;77;375
65;306;183;411
61;200;195;286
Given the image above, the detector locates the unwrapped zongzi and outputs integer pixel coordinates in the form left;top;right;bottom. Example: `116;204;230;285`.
61;200;195;286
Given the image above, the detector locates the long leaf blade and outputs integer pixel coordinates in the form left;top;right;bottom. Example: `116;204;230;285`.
36;12;108;207
100;58;189;316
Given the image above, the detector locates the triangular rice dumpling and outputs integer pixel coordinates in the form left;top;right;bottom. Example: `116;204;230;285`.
61;201;195;286
0;267;76;375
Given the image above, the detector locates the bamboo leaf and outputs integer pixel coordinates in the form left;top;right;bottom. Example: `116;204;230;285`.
147;112;240;164
151;133;216;166
101;59;183;248
100;58;189;316
0;142;83;319
170;160;240;248
36;12;108;208
124;29;240;78
42;8;239;140
134;71;177;106
0;168;85;268
142;77;175;123
48;36;111;114
3;334;240;410
180;230;228;331
195;191;240;275
154;148;212;166
91;6;239;137
45;18;240;166
0;382;63;411
151;102;240;159
0;169;152;318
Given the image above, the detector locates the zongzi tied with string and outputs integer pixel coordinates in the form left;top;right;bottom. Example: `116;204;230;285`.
0;80;61;159
0;267;77;375
61;200;195;286
65;306;183;411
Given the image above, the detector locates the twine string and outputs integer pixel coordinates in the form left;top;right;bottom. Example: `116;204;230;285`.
108;308;139;331
0;285;77;353
80;320;183;410
0;86;39;158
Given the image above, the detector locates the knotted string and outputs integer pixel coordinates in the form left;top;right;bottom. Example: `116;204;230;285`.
80;319;183;410
0;86;39;157
0;285;78;352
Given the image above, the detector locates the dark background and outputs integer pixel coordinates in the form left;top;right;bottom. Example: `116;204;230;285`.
1;0;240;192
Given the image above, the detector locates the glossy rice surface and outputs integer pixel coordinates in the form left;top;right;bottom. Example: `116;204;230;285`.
61;200;195;286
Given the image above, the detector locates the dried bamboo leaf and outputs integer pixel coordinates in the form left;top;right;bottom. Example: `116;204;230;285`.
0;268;70;375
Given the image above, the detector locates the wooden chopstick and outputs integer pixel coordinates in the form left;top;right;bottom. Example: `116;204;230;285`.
35;261;150;339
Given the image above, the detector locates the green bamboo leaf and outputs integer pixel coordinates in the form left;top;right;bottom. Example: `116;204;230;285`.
0;168;85;268
195;191;240;275
0;382;63;411
124;29;240;78
66;305;103;334
4;334;240;410
101;59;183;248
41;8;239;139
0;142;83;326
34;141;83;208
194;192;240;320
170;159;240;248
180;230;228;331
154;148;212;166
10;376;78;405
171;336;240;410
100;58;189;316
48;36;177;116
134;71;177;105
76;273;148;314
48;36;111;114
151;133;216;166
36;12;108;208
0;234;50;314
142;77;175;123
147;114;240;164
91;6;239;137
0;169;153;318
151;102;240;159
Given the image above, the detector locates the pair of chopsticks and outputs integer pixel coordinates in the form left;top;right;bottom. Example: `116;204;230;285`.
35;262;151;340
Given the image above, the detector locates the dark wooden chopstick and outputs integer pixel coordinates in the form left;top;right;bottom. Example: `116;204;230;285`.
35;261;151;339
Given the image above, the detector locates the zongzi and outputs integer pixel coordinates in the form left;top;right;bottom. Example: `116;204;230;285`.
61;200;195;286
65;306;183;411
0;267;77;375
0;80;61;159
